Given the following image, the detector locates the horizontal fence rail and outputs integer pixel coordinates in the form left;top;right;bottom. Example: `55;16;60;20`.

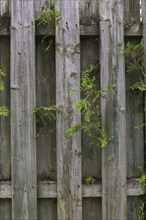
0;179;145;199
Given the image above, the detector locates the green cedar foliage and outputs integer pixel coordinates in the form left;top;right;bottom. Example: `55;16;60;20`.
66;62;107;149
0;68;9;117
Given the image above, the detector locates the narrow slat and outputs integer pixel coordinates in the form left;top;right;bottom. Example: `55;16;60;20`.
124;0;140;25
80;0;99;25
0;199;11;220
38;199;57;220
126;39;144;177
81;38;101;181
142;0;146;173
55;0;82;219
99;1;127;219
0;37;10;180
11;0;37;219
83;198;102;220
128;197;145;220
36;38;56;181
0;0;9;17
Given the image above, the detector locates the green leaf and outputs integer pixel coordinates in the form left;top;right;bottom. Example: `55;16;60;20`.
0;106;9;117
83;176;96;184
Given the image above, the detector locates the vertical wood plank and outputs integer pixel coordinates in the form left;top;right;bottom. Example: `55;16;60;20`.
0;37;10;180
83;198;102;220
0;0;9;17
128;196;145;220
0;199;11;220
80;0;99;25
142;0;146;172
81;38;101;180
126;39;144;177
38;199;57;220
11;0;37;219
36;38;56;181
124;0;140;25
99;0;127;219
56;0;82;219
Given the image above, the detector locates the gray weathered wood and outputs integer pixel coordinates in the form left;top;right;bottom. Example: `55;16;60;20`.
0;179;145;199
0;37;10;180
0;199;11;220
55;0;82;219
124;0;141;25
11;0;37;219
128;197;145;220
81;38;101;180
0;18;143;36
142;0;146;172
0;17;10;35
0;0;9;17
83;198;102;220
80;0;99;25
126;40;144;177
38;199;57;220
36;38;56;181
99;1;127;219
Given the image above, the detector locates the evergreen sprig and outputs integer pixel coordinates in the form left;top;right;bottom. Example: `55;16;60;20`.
66;62;107;149
0;68;9;117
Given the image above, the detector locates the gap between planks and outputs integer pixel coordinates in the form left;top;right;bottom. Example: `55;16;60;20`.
0;179;145;199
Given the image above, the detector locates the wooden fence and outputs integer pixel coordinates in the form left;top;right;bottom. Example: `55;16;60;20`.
0;0;146;219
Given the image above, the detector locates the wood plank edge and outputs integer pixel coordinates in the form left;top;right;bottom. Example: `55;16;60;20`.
0;179;145;198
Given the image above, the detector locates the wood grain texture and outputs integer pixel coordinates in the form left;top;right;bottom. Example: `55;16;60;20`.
126;39;144;177
142;0;146;173
0;37;10;180
81;38;101;180
0;199;11;220
38;199;57;220
127;196;145;220
83;198;102;220
0;18;143;36
80;0;99;25
124;0;141;25
99;1;127;219
0;179;145;199
36;38;56;181
56;0;82;219
0;0;9;17
11;0;37;219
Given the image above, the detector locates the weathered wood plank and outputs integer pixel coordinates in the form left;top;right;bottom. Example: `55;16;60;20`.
0;17;10;35
0;37;10;180
0;19;144;36
80;0;99;25
142;0;146;172
0;0;9;17
83;198;102;220
37;181;57;198
55;0;82;219
38;199;57;220
99;1;127;219
126;39;144;177
128;197;145;220
36;38;56;181
124;0;141;25
11;0;37;219
0;199;11;220
0;181;11;198
81;38;101;180
0;179;145;199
